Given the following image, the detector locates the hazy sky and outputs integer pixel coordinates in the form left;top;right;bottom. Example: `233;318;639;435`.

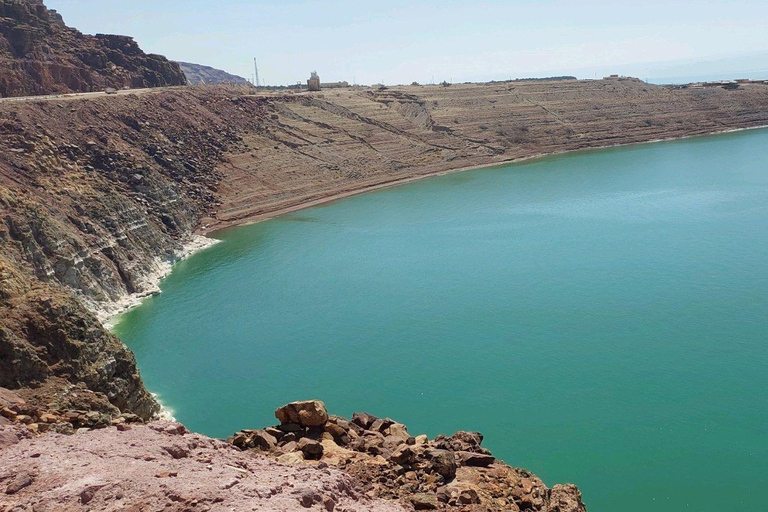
47;0;768;85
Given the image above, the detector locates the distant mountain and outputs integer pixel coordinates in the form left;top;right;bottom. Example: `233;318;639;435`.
645;53;768;84
177;62;250;86
0;0;187;97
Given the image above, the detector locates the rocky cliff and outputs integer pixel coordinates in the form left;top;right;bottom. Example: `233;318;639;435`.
0;0;186;97
177;61;250;86
0;392;583;511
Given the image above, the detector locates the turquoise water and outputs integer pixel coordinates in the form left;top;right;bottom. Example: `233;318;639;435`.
114;129;768;511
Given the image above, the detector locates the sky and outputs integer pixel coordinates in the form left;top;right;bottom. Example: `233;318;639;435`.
46;0;768;85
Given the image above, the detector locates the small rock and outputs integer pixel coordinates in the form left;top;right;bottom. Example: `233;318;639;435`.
251;430;278;451
0;407;18;420
322;494;336;511
163;444;189;459
38;413;59;424
277;451;305;464
324;422;347;440
231;432;249;449
550;484;587;512
458;488;481;504
5;472;33;495
369;417;394;433
351;412;377;429
79;485;105;504
297;438;324;460
390;445;416;465
299;490;319;508
410;493;439;510
277;423;302;433
457;451;495;467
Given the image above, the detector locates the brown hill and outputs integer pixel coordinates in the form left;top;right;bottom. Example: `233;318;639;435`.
0;0;186;97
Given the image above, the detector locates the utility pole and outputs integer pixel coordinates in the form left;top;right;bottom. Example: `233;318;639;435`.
253;58;261;87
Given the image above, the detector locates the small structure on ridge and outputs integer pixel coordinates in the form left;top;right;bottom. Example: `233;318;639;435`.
307;71;320;91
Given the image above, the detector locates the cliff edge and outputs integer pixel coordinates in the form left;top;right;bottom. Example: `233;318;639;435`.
0;393;585;511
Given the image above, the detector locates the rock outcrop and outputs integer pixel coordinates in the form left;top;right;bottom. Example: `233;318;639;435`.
0;419;407;511
0;86;262;416
0;0;186;97
0;258;158;419
230;401;587;511
177;61;250;86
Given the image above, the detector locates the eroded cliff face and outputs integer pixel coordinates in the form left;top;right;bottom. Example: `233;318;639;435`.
0;87;260;415
0;0;186;97
0;256;157;418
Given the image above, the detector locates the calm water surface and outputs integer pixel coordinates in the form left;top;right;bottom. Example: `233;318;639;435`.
114;129;768;511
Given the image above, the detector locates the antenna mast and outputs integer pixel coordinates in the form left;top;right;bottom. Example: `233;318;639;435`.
253;57;261;87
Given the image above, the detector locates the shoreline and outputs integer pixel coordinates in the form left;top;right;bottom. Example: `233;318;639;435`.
199;123;768;236
98;234;220;329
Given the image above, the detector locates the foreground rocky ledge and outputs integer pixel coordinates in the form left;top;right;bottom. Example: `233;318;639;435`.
0;421;406;512
227;400;586;511
0;392;585;511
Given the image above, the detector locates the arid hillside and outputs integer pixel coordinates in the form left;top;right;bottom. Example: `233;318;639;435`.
2;80;768;417
0;0;186;97
205;78;768;230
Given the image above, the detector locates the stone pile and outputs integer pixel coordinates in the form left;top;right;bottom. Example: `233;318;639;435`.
229;400;586;511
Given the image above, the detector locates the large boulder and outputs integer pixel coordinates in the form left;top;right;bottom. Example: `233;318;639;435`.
275;400;328;427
